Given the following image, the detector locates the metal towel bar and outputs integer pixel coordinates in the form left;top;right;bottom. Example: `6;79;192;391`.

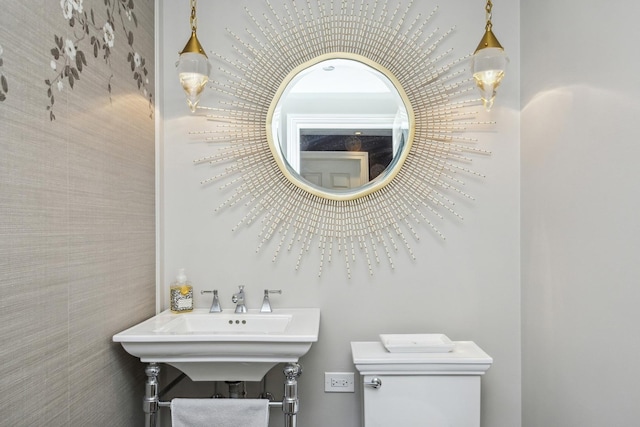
158;400;283;408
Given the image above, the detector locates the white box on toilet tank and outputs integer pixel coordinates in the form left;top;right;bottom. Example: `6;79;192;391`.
351;341;492;427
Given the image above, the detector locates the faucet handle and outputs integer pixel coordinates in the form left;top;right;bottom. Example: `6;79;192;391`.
261;289;282;313
201;290;222;313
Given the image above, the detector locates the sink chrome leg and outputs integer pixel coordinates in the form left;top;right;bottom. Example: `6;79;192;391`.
143;363;160;427
282;363;302;427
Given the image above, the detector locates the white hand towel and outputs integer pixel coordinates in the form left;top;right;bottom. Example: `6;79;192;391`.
171;398;269;427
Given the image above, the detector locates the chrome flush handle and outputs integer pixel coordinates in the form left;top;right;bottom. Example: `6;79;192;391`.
365;377;382;389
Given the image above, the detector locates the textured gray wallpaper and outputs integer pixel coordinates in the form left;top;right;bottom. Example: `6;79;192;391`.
0;1;155;425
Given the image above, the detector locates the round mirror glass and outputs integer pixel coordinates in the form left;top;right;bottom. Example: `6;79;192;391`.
267;54;414;200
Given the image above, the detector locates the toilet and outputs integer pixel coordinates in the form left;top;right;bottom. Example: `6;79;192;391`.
351;340;493;427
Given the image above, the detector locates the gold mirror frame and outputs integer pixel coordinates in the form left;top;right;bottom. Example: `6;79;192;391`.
266;52;415;201
194;1;490;278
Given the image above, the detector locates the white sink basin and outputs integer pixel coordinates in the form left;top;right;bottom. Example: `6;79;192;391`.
157;313;293;334
113;308;320;381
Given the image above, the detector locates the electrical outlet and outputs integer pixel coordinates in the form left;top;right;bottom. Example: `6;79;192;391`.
324;372;355;393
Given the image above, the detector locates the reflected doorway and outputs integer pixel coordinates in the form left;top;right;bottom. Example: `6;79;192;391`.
300;130;393;185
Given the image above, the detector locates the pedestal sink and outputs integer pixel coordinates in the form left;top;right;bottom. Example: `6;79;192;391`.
113;308;320;381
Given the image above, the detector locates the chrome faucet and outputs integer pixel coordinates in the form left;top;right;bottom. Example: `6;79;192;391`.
260;289;282;313
201;290;222;313
231;285;247;313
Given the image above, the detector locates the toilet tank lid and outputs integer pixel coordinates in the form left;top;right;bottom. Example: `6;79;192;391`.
351;341;493;375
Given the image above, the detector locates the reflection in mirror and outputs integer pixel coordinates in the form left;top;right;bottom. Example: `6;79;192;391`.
269;57;411;198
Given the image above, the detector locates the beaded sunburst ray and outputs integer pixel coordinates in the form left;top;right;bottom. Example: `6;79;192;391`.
193;0;490;278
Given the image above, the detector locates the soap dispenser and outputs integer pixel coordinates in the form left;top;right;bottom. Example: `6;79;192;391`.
170;268;193;313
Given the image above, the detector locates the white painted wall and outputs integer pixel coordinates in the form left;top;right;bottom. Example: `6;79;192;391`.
160;1;520;426
521;1;640;425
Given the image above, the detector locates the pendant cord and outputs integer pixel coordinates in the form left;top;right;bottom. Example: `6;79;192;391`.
190;0;198;32
485;0;493;32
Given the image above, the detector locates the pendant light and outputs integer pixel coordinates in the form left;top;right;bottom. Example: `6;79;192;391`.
471;0;508;111
176;0;211;113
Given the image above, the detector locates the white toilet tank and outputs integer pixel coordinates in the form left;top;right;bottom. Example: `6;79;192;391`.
351;341;492;427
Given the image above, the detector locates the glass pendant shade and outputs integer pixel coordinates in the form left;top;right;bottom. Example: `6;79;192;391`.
472;29;508;111
176;31;211;113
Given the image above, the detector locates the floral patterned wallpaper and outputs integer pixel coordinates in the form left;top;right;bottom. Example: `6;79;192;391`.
0;1;155;424
0;0;153;119
46;0;153;120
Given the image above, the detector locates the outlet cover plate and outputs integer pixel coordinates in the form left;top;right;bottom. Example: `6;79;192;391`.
324;372;355;393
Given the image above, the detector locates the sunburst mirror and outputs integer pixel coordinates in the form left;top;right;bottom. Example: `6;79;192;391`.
193;0;490;278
